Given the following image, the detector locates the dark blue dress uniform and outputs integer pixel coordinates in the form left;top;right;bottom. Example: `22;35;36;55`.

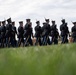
0;22;1;47
24;19;33;46
60;19;69;44
41;19;51;45
18;21;24;46
71;22;76;42
1;21;6;47
12;22;17;47
51;21;59;44
42;22;51;45
35;21;42;46
6;18;13;47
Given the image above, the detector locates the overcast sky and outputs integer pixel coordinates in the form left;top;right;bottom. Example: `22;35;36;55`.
0;0;76;32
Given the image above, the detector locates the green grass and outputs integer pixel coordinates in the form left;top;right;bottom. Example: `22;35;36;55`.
0;44;76;75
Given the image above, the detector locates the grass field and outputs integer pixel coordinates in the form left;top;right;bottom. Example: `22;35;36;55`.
0;44;76;75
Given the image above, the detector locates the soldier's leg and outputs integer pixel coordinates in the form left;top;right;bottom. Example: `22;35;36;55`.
42;36;47;45
43;36;47;45
73;36;76;43
42;36;44;45
11;37;14;47
29;36;33;46
42;36;45;45
75;37;76;42
1;38;3;47
3;38;5;47
6;37;10;47
0;38;1;47
39;38;42;46
66;35;68;43
61;36;65;44
35;37;39;45
25;36;29;46
1;37;4;47
54;38;58;44
51;36;54;44
22;37;24;47
18;38;21;47
47;37;51;45
41;37;43;45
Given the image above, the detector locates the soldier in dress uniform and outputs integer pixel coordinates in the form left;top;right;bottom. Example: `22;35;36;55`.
34;21;42;46
41;19;51;45
12;21;17;47
71;22;76;42
6;18;13;47
24;19;33;46
18;21;24;47
60;19;69;44
0;21;2;47
42;19;51;45
51;20;59;44
1;21;6;47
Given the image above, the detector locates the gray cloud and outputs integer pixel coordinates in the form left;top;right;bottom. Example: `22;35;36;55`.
0;0;76;32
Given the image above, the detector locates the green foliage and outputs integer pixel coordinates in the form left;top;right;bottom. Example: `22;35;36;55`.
0;44;76;75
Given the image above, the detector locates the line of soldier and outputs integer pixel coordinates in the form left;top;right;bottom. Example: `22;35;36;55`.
0;18;76;48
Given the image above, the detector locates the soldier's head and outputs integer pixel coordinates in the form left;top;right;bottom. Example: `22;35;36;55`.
61;19;65;24
36;21;40;26
26;19;31;24
19;21;23;27
2;20;6;26
52;20;55;25
45;19;50;23
73;22;76;26
43;22;46;26
7;18;12;24
12;21;15;26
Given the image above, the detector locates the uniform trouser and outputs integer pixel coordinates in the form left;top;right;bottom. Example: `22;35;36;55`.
1;37;5;47
6;37;10;47
6;37;12;47
42;36;47;45
47;37;51;45
42;35;51;45
25;36;33;46
18;37;24;47
73;36;76;43
11;37;17;47
51;36;58;44
6;36;14;47
42;36;46;45
35;37;42;46
0;36;1;47
61;35;67;44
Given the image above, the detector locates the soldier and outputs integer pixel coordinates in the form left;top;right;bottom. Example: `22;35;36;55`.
60;19;69;44
71;22;76;42
41;22;51;45
42;19;51;45
6;18;13;47
34;21;42;46
45;19;52;45
41;22;46;45
1;21;6;47
0;21;1;47
24;19;33;46
65;23;69;43
51;20;59;44
18;21;24;47
12;22;17;47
